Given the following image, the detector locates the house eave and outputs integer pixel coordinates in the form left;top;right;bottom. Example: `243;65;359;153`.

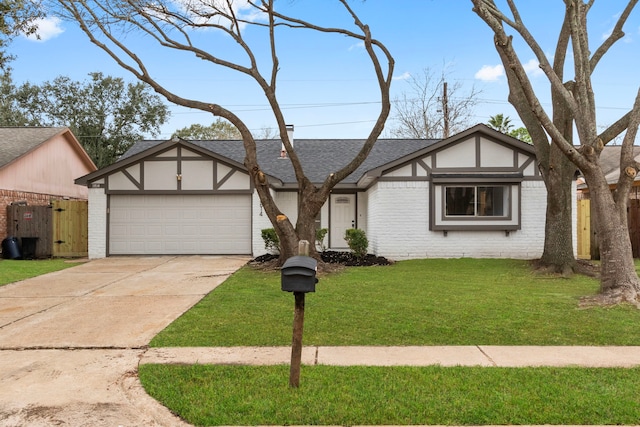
75;138;277;187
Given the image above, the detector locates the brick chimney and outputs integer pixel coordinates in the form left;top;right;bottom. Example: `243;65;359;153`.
280;124;294;158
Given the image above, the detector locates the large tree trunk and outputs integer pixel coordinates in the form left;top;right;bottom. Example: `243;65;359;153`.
538;82;578;274
539;153;576;274
275;183;325;264
583;168;640;305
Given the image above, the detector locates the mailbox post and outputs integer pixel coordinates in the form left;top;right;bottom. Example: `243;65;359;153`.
281;241;318;388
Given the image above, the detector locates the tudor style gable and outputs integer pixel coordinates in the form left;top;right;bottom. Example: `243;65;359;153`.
374;125;540;232
80;140;252;194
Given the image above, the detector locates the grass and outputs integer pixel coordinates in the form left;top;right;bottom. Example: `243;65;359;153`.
0;258;78;286
150;258;640;346
142;258;640;425
139;364;640;426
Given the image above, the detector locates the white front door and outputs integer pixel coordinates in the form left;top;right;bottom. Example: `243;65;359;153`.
330;194;356;248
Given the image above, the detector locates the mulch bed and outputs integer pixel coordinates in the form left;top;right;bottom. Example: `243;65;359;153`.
248;250;393;273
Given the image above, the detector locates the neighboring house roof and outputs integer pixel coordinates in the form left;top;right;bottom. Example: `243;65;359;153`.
0;127;96;171
576;145;640;189
599;145;640;185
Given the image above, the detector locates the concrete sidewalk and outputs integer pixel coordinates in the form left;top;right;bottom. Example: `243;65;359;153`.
141;345;640;368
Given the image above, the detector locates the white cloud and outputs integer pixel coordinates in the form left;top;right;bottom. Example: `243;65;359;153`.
523;59;544;77
24;17;64;42
475;64;504;82
348;41;365;51
168;0;266;31
393;71;411;81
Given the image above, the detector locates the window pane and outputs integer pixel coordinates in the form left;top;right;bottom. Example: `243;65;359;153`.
445;186;475;216
477;186;505;216
445;185;509;218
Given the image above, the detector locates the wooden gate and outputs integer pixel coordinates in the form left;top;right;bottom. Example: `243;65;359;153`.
52;200;88;257
576;199;591;259
6;200;88;258
6;204;53;258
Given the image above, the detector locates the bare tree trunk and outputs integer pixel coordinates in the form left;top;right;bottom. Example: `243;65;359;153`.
471;0;640;305
539;155;576;274
583;169;640;305
276;184;324;263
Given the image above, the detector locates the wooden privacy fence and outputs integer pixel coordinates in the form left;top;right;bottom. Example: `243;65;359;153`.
577;198;640;259
628;199;640;259
6;200;88;258
577;199;591;259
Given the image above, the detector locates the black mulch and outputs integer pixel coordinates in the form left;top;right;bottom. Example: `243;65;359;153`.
250;251;392;267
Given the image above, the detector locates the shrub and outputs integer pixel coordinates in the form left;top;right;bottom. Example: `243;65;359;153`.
344;228;368;259
261;228;280;253
315;228;328;251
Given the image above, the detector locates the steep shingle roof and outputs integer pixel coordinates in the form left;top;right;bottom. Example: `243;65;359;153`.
121;138;439;184
0;127;67;169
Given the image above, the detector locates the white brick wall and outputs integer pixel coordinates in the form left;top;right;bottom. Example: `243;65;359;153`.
89;179;558;261
367;181;430;259
88;188;107;259
366;180;550;260
251;191;274;256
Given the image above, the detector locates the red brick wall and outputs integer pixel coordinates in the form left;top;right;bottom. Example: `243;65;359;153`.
1;189;84;243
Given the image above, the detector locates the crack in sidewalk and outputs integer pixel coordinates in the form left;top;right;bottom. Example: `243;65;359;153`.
476;345;497;366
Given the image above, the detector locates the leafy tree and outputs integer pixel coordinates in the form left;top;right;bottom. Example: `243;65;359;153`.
11;72;170;167
0;69;28;125
173;118;241;140
473;0;640;305
509;126;532;144
488;114;531;143
0;0;43;68
391;67;480;139
56;0;394;264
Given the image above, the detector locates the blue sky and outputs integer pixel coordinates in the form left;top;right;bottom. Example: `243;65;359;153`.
7;1;640;141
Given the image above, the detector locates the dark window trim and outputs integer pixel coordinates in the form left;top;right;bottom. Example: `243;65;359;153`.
429;180;522;232
442;185;512;220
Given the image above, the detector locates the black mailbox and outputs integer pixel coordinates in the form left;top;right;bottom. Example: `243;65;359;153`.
281;255;318;293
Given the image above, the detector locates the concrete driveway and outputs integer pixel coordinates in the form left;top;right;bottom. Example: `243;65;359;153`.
0;255;249;426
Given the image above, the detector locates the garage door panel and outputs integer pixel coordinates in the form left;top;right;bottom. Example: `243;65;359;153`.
109;195;251;255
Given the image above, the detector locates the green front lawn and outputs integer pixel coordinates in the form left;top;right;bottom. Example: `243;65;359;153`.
0;259;78;286
140;364;640;426
142;258;640;426
150;258;640;347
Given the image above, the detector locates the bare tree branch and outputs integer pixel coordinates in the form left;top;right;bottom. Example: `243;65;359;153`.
615;88;640;204
391;67;480;139
54;0;394;261
591;0;639;70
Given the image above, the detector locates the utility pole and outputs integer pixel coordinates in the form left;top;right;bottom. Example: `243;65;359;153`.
442;81;450;139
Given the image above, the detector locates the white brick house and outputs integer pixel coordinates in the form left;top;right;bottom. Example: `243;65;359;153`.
76;124;555;260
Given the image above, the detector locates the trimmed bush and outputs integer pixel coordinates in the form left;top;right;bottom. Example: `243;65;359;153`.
344;228;368;259
261;228;280;253
316;228;328;251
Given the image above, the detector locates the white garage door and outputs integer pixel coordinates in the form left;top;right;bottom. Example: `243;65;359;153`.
109;195;251;255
